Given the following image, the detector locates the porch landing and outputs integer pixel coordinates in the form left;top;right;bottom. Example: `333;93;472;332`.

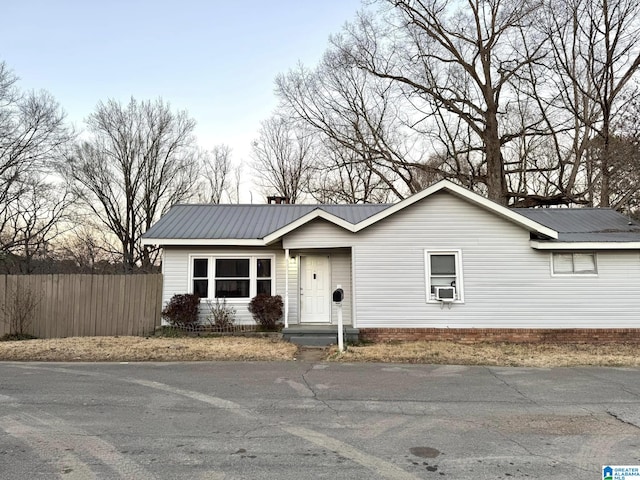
282;325;359;346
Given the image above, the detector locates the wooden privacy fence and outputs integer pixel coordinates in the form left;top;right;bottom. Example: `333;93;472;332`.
0;274;163;339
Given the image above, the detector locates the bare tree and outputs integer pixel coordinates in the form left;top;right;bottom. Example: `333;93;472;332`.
198;145;233;203
230;163;242;204
542;0;640;207
55;224;122;273
277;50;434;201
64;97;199;271
263;0;640;208
590;87;640;212
335;1;548;205
307;142;393;203
0;178;75;273
0;62;73;260
250;116;314;204
0;282;38;338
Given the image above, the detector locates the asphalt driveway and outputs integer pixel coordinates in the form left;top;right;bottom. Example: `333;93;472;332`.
0;360;639;479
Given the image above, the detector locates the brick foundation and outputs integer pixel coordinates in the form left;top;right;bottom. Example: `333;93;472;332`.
358;328;640;344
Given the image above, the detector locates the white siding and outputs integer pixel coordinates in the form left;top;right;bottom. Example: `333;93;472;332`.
283;219;355;249
285;251;299;325
330;251;352;325
351;192;640;328
161;248;189;306
162;246;288;325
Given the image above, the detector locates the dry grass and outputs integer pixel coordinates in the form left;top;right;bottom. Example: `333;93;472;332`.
0;336;298;362
331;341;640;367
0;337;639;366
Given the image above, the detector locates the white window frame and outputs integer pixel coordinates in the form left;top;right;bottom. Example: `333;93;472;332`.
192;258;210;298
550;252;598;276
424;249;464;303
188;254;276;301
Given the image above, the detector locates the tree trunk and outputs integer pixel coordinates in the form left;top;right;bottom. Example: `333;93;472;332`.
484;106;507;205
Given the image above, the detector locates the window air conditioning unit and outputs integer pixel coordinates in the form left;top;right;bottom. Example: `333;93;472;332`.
435;286;456;302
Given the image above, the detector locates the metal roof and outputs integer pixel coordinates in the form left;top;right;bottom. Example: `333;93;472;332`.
143;191;640;244
513;208;640;242
143;203;392;240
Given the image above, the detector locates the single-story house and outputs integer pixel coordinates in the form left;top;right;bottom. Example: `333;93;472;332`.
142;180;640;343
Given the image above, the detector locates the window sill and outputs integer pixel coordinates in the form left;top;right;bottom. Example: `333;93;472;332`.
426;300;464;305
551;273;598;277
199;298;251;303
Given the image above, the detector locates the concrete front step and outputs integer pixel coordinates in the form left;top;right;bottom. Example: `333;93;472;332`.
289;335;337;347
282;326;359;346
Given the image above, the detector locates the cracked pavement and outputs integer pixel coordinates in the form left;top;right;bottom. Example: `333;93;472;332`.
0;361;639;479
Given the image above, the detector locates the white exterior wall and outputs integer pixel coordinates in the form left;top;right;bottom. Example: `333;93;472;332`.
355;192;640;328
283;219;356;249
285;251;299;326
162;246;288;325
330;250;352;326
285;192;640;328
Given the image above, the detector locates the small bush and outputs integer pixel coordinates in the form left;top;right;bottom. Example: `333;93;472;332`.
1;285;39;336
248;294;283;331
205;298;236;331
162;294;200;327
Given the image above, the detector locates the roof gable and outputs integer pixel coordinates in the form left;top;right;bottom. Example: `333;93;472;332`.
142;203;390;245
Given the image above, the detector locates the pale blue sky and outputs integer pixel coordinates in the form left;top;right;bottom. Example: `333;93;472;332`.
1;0;363;165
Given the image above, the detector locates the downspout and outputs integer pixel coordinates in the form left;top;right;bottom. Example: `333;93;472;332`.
284;248;289;328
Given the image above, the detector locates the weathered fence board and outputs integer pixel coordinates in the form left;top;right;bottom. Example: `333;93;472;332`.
0;274;162;339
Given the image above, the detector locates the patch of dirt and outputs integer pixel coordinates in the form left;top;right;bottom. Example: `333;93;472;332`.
295;347;329;362
489;413;639;435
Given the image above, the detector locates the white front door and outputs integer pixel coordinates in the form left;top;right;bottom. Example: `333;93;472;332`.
300;255;331;323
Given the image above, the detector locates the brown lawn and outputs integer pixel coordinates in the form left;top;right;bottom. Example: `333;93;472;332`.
0;336;298;362
330;341;640;367
0;336;638;366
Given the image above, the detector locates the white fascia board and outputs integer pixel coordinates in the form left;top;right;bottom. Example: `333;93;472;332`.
263;209;355;245
140;238;265;247
354;180;559;239
531;240;640;250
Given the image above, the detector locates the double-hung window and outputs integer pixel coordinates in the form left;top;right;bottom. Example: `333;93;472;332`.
256;258;272;295
425;250;463;302
193;259;209;298
191;256;274;299
215;259;250;298
552;252;597;275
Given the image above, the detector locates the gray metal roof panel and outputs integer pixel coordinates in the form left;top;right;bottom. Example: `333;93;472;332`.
143;204;391;240
513;208;640;242
144;202;640;244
